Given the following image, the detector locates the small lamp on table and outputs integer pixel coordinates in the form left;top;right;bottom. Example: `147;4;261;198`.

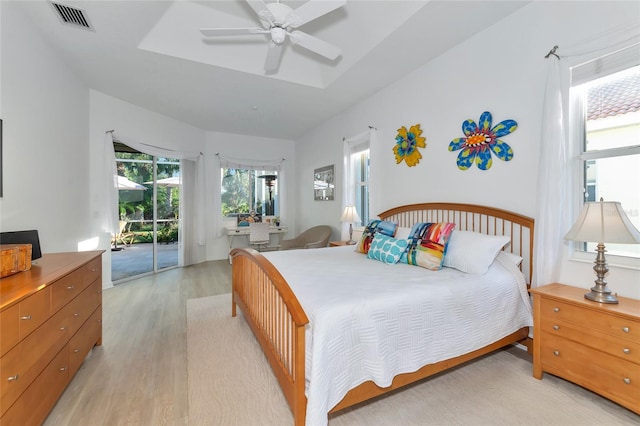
564;198;640;304
340;205;361;245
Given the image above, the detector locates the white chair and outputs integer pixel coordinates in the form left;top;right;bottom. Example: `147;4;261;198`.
249;222;271;252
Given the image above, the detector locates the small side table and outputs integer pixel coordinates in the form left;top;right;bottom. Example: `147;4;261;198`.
329;241;352;247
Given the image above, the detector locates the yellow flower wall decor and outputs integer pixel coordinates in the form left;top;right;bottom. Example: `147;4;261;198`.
393;124;426;167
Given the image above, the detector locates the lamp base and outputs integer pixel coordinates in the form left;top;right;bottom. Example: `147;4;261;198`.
345;239;356;245
584;287;618;304
584;242;618;304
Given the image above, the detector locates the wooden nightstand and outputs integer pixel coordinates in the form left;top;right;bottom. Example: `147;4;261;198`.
530;283;640;414
329;241;352;247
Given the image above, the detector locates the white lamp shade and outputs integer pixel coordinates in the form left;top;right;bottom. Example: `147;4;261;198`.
564;200;640;244
340;205;361;223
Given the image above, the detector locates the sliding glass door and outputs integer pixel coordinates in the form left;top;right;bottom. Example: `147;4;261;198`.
112;143;180;282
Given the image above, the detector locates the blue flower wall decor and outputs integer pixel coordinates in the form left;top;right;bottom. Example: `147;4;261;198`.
448;111;517;170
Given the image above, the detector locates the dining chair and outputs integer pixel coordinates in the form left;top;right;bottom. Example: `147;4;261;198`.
249;222;271;252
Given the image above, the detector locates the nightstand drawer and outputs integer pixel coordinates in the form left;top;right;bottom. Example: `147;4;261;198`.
541;332;640;412
540;315;640;362
540;297;640;341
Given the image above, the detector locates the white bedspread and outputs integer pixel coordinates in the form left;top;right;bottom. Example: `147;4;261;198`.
262;246;533;426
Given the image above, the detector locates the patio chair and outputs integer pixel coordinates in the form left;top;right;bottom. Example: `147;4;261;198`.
112;220;135;249
280;225;331;250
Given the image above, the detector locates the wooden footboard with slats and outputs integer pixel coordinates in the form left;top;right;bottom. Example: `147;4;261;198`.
231;202;535;426
230;249;308;425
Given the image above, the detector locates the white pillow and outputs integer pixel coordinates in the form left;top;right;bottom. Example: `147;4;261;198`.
394;226;412;240
443;230;511;275
497;251;523;267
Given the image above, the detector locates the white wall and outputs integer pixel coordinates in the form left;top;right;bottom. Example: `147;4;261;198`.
0;2;91;253
294;1;640;299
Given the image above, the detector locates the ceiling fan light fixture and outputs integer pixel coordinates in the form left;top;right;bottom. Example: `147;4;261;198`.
270;27;287;44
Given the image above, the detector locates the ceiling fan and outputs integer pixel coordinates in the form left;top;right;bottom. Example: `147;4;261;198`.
200;0;346;73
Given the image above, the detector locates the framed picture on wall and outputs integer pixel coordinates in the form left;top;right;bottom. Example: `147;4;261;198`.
314;164;334;201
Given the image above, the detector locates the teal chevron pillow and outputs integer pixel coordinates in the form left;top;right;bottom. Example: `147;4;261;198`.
367;233;409;264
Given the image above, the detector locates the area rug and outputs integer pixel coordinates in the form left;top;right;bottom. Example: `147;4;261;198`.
187;294;638;425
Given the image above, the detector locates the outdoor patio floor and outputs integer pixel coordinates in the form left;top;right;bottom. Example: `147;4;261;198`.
111;242;179;282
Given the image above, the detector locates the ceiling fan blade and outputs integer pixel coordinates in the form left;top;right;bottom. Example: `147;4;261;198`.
289;30;340;60
264;42;284;72
246;0;275;26
288;0;346;28
200;27;267;37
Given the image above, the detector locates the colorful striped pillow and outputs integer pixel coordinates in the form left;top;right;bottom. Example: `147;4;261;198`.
401;222;456;271
355;220;398;254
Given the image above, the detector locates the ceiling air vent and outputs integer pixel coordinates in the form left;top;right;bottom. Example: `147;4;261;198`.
51;2;94;31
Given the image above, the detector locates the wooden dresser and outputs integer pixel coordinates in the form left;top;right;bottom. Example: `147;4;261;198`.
530;283;640;414
0;251;104;425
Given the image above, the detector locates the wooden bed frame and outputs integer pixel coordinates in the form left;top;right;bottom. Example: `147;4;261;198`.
230;202;535;426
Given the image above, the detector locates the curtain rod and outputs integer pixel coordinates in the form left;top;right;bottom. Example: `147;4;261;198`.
544;45;559;59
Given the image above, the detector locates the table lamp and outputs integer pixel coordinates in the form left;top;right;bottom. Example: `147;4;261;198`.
340;205;361;245
564;198;640;304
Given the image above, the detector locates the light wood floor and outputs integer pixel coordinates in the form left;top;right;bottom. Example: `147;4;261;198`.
44;259;232;426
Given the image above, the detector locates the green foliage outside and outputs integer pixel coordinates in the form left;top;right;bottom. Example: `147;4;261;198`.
116;151;180;244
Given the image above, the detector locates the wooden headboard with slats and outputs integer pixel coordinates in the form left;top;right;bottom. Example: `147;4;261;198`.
378;202;535;284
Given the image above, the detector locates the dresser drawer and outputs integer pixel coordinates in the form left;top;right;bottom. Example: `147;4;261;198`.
540;297;640;342
67;279;102;336
82;256;101;287
0;344;69;426
18;286;51;340
541;332;640;412
0;303;70;416
51;268;85;313
0;304;19;357
540;315;640;362
69;305;102;376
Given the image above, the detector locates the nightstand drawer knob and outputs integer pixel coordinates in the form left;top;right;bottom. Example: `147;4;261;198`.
553;307;560;313
553;350;560;356
623;378;631;385
622;326;630;333
553;325;560;330
623;348;631;354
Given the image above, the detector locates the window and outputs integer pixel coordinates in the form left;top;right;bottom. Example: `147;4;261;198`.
344;131;370;227
570;47;640;260
352;149;370;226
221;168;279;218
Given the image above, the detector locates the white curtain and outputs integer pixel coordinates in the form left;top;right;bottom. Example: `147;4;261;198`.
533;57;567;287
213;154;285;239
532;24;640;287
103;132;205;266
342;128;375;240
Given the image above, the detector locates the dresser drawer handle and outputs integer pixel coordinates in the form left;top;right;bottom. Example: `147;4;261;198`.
622;326;630;333
59;367;67;372
623;348;631;355
66;285;75;290
623;377;631;385
553;307;560;313
60;326;67;331
73;313;80;317
74;348;80;353
553;325;560;330
7;374;19;382
553;350;560;356
20;315;32;320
